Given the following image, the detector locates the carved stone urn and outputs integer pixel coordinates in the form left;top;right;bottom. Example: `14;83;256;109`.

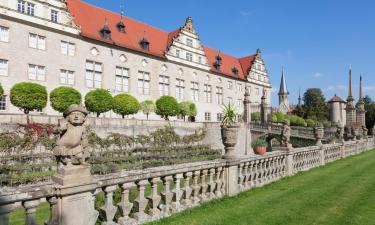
221;124;240;159
314;126;324;146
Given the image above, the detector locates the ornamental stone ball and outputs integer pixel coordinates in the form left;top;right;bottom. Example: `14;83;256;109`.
53;104;92;166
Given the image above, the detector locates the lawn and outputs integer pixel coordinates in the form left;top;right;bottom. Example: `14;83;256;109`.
148;149;375;225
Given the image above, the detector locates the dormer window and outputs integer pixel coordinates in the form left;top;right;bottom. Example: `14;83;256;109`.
213;54;222;71
117;20;126;33
100;23;111;40
139;37;150;51
232;67;239;76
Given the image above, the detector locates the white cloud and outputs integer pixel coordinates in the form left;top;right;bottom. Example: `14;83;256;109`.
313;72;323;79
363;86;375;93
327;85;347;92
271;87;278;94
240;11;252;17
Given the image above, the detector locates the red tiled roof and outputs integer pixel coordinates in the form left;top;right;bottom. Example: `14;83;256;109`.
67;0;256;80
328;95;346;103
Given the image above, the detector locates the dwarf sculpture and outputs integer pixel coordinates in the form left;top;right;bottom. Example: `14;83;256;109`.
281;120;292;148
336;121;344;142
53;104;92;166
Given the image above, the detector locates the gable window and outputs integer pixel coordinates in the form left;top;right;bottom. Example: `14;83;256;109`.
204;84;212;103
0;95;6;111
205;112;211;121
28;64;45;81
139;38;149;51
216;87;223;104
0;26;9;42
158;75;169;96
138;71;150;95
51;10;58;23
60;70;74;85
100;24;111;40
186;52;193;62
85;60;102;88
18;0;26;13
60;41;75;56
27;2;35;16
176;49;180;58
186;38;193;47
29;33;46;50
175;78;185;100
191;82;199;101
198;56;202;64
115;67;129;92
0;59;8;77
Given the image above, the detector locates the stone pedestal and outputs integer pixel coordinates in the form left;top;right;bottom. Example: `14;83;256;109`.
225;165;239;196
234;123;253;157
52;165;99;225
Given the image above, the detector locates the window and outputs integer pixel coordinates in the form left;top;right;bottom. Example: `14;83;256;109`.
237;99;242;109
60;41;75;56
158;75;169;96
17;0;26;13
27;2;35;16
176;49;180;58
205;112;211;121
0;59;8;76
186;38;193;47
186;52;193;62
28;64;45;81
29;33;46;50
204;84;212;103
217;113;223;122
227;81;233;90
255;87;260;95
236;83;242;92
216;87;223;104
198;56;202;64
115;67;129;92
51;10;58;23
258;75;261;80
85;60;102;88
191;81;199;101
0;26;9;42
138;71;150;95
0;95;6;111
175;79;185;100
60;70;74;85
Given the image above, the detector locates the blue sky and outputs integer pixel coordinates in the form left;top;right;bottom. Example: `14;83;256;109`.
84;0;375;106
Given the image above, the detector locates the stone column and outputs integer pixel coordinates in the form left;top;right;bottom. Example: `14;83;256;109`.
319;145;325;166
242;86;251;123
225;163;239;197
285;152;294;176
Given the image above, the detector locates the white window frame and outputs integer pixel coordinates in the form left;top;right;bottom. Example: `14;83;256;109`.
204;112;211;121
217;113;223;122
176;49;180;58
186;52;193;62
27;2;35;16
51;10;58;23
175;78;185;100
115;67;129;93
29;33;46;50
60;41;75;56
0;26;9;42
85;60;102;88
138;71;150;95
0;59;8;77
204;84;212;103
191;81;199;101
186;38;193;47
28;64;45;81
216;87;223;104
0;95;7;111
60;69;74;85
17;0;26;13
227;81;233;90
158;75;169;96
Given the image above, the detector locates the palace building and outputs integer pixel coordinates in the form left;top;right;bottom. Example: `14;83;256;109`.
0;0;272;121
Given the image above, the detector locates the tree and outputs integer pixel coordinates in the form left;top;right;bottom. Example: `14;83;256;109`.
0;83;3;96
187;102;197;121
112;94;140;118
179;101;193;121
50;86;81;113
84;89;113;117
155;96;179;120
10;82;47;114
303;88;329;121
364;95;375;130
140;100;155;120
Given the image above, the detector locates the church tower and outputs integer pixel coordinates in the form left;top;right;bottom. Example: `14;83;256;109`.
278;67;289;113
345;67;356;127
356;75;365;127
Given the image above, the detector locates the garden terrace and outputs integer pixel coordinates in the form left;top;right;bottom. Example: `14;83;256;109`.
1;138;373;225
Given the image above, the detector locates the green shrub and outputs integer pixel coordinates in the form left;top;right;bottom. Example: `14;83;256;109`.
179;101;197;121
251;112;261;122
155;96;179;120
271;112;285;123
0;83;3;96
327;136;337;142
251;139;267;148
112;94;140;118
188;102;197;118
140;100;155;120
305;118;316;127
50;86;81;113
322;120;332;127
271;113;278;123
288;115;306;127
10;82;47;114
84;89;113;117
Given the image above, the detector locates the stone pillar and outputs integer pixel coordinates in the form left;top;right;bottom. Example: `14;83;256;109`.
319;146;325;166
285;152;294;176
225;164;239;197
341;143;346;158
242;86;251;123
260;88;268;124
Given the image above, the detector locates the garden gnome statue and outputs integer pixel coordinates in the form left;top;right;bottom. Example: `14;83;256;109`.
53;104;91;167
280;120;292;149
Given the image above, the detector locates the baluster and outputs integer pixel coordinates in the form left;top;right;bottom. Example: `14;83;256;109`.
200;170;208;202
23;199;40;225
171;174;183;213
118;182;137;225
44;196;58;225
147;177;161;219
160;176;173;216
0;203;14;225
181;172;193;208
242;162;249;190
191;171;201;206
237;164;244;191
207;168;216;200
253;160;259;187
219;167;226;197
134;180;149;223
214;167;223;198
100;185;118;225
259;159;265;185
248;161;255;188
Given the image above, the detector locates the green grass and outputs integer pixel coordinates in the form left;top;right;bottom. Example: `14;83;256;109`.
148;149;375;225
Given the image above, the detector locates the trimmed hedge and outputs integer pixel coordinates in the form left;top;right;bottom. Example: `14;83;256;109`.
140;100;155;120
50;86;81;113
112;94;140;118
156;96;179;120
10;82;47;114
84;89;113;117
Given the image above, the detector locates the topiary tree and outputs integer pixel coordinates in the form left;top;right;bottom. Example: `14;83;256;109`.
155;96;179;120
84;89;113;117
112;94;140;118
140;100;155;120
10;82;47;114
179;101;193;121
50;86;81;113
187;102;197;121
0;83;3;96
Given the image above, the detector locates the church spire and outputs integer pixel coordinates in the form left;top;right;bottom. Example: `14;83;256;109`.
347;65;354;102
359;75;363;102
278;66;289;95
298;88;302;106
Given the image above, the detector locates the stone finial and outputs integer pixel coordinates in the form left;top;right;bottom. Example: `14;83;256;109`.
182;16;196;34
53;104;92;167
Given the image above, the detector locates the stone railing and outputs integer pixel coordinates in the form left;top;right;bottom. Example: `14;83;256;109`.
1;138;374;225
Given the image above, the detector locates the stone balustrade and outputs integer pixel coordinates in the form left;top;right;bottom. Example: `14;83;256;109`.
0;138;374;225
